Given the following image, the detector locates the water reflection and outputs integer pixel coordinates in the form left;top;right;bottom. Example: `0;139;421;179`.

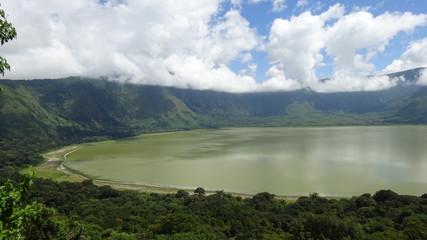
67;126;427;196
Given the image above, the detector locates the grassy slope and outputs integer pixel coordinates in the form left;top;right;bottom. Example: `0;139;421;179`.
1;77;427;168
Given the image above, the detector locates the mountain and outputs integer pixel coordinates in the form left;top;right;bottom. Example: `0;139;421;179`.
387;67;425;83
1;68;427;167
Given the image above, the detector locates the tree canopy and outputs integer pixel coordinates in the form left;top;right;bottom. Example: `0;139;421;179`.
0;3;17;93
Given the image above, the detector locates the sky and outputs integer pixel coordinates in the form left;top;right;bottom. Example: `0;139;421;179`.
1;0;427;92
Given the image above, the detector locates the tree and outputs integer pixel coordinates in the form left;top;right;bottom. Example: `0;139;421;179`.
0;3;17;93
176;190;189;198
0;3;16;75
373;189;399;203
193;187;205;196
0;172;40;240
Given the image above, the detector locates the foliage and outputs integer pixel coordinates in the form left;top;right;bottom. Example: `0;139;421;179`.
1;164;426;239
175;190;189;198
0;172;39;240
1;77;427;169
0;3;17;85
0;5;425;238
0;172;107;240
22;177;427;240
194;187;205;196
1;76;427;238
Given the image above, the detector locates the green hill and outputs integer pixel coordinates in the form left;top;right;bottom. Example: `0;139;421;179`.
1;71;427;239
1;71;427;168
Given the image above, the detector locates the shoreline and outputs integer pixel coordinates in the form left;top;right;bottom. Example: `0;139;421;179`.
41;125;427;199
39;144;348;200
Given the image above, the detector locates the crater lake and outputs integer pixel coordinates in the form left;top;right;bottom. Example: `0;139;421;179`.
66;126;427;196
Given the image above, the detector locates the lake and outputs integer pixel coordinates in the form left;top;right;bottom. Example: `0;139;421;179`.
66;126;427;196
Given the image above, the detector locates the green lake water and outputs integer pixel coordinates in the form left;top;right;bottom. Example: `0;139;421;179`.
66;126;427;196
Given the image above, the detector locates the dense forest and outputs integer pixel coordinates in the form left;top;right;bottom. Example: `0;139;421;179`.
1;0;427;237
1;73;427;239
1;173;427;239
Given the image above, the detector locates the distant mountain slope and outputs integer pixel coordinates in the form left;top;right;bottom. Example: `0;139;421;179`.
387;67;425;83
1;68;427;167
0;78;202;167
0;78;201;138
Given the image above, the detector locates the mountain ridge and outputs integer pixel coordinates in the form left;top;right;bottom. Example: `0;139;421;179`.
1;68;427;167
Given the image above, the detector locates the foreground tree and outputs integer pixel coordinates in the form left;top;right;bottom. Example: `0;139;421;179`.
0;172;95;239
0;3;16;74
0;3;17;93
0;172;39;239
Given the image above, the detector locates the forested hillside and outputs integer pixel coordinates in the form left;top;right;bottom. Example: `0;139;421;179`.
1;69;427;239
2;174;426;240
2;0;427;237
1;69;427;169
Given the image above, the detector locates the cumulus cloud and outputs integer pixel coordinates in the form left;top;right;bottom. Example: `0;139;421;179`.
267;4;344;89
262;65;301;91
325;11;427;76
384;37;427;73
1;0;262;92
163;54;259;92
315;74;397;92
1;0;427;93
265;4;427;92
204;10;259;65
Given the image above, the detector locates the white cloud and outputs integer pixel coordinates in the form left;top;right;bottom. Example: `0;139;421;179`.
1;0;427;93
266;4;343;88
261;65;301;91
272;0;286;12
384;37;427;73
240;53;253;63
296;0;308;8
1;0;263;92
205;9;259;65
325;11;427;76
419;68;427;85
248;63;257;76
265;4;427;92
7;41;84;79
315;74;397;92
230;0;243;8
250;0;286;12
319;3;345;21
163;54;259;92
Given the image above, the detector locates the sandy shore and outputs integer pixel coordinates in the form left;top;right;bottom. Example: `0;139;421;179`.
39;146;302;200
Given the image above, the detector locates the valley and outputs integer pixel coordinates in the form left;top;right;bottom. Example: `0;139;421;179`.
1;74;427;239
2;0;427;238
1;71;427;172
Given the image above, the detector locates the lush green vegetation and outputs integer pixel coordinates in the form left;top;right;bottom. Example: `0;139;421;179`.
1;75;427;239
0;3;17;78
1;76;427;170
1;7;425;238
1;173;427;239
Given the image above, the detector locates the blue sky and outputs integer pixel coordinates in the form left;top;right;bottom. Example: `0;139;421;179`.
2;0;427;92
224;0;427;81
